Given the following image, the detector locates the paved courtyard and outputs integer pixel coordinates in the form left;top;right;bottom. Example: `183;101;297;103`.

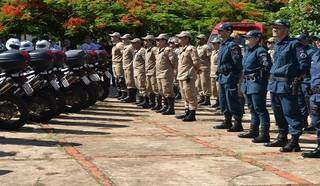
0;96;319;186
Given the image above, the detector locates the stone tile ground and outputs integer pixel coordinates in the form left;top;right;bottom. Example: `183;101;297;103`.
0;97;319;186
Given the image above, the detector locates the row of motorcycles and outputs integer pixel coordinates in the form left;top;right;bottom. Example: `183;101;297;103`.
0;47;112;130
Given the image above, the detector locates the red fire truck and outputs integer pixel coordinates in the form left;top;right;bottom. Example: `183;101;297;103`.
208;22;265;46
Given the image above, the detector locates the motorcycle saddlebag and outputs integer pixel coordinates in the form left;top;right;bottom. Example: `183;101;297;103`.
52;50;66;68
65;50;87;68
29;49;54;72
85;50;98;65
0;50;29;74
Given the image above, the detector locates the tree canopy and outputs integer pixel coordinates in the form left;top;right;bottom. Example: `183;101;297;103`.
0;0;291;44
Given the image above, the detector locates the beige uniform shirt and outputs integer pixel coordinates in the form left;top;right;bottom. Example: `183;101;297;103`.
197;44;211;70
210;49;219;78
122;44;134;70
177;45;200;80
111;42;124;64
145;46;158;76
133;47;146;75
156;46;177;79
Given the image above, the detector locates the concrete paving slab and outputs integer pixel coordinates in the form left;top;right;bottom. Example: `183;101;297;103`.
93;156;294;186
0;159;99;186
70;136;221;158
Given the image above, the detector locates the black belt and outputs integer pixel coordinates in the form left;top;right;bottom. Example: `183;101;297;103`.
312;87;320;94
269;75;289;82
244;73;258;81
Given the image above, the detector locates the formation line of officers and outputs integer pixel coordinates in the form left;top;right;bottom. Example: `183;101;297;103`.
109;19;320;159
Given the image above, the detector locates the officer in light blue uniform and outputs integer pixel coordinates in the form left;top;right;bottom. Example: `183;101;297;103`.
296;33;317;131
213;23;244;132
80;35;97;51
303;34;320;158
265;19;310;152
238;30;272;143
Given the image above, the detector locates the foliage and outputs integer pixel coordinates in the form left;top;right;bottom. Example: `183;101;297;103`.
0;0;289;44
275;0;320;35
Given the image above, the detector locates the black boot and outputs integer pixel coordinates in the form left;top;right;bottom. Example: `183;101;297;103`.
175;109;189;119
152;95;162;111
139;96;151;109
116;90;122;98
238;124;259;138
280;136;301;152
304;126;316;132
182;110;196;122
156;97;168;113
302;117;308;129
174;85;181;100
122;89;136;103
119;90;127;100
252;126;270;143
213;116;232;129
149;93;156;108
228;116;243;132
200;96;211;106
136;95;144;105
264;133;288;147
302;146;320;158
198;95;205;104
162;97;175;115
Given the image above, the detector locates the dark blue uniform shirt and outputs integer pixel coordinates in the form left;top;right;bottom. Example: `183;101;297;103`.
242;44;272;94
217;38;243;85
310;50;320;102
268;36;310;93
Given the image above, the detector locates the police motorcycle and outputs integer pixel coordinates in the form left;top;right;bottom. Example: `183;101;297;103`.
0;39;32;130
93;50;112;100
17;40;63;122
83;50;110;101
63;49;100;112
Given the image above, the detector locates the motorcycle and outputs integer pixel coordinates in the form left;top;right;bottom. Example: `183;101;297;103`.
0;51;30;130
23;49;63;122
63;50;99;112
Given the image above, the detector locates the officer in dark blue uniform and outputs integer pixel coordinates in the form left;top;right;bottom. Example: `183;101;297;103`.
265;19;310;152
296;33;317;131
238;30;272;143
303;34;320;158
213;23;244;132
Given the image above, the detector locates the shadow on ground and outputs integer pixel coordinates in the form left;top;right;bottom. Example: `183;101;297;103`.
0;137;81;147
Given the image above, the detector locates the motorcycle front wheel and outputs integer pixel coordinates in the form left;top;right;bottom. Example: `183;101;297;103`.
0;96;29;130
27;91;59;123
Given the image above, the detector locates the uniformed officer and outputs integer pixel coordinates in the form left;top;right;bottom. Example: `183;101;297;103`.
143;35;158;108
109;32;125;99
213;23;244;131
175;31;200;121
302;34;320;158
121;34;137;103
265;19;310;152
80;35;96;50
169;37;182;100
155;34;177;115
210;37;221;109
131;38;149;108
267;37;276;63
296;33;318;132
196;34;212;106
238;30;272;143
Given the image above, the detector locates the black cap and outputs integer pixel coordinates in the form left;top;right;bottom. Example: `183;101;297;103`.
218;23;233;31
244;30;263;39
272;19;290;28
296;33;309;41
